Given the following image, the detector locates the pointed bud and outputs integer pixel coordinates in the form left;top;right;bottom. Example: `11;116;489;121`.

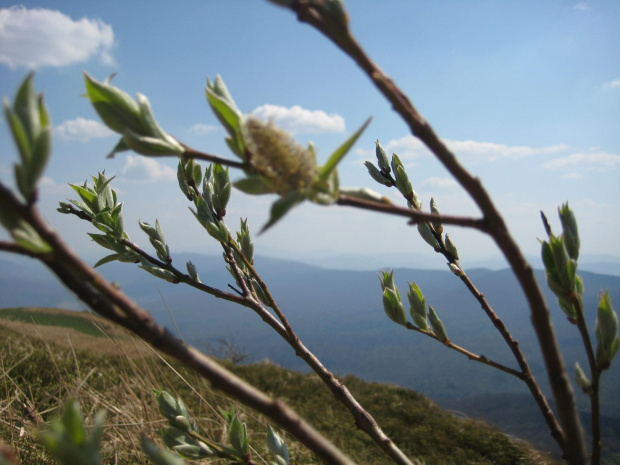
417;223;440;249
374;140;390;174
428;306;449;343
382;288;407;326
574;362;591;394
407;282;428;330
595;290;619;370
430;198;443;234
445;234;459;261
364;161;392;187
559;202;580;261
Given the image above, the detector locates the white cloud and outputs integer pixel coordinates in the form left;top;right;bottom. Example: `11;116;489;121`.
186;123;217;136
0;6;115;69
604;79;620;89
422;177;459;189
251;104;345;134
445;139;567;162
55;117;114;141
560;172;584;179
381;135;428;160
120;155;176;182
544;151;620;171
574;2;591;11
378;135;567;162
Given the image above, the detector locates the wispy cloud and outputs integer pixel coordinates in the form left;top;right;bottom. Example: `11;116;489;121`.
0;6;115;69
445;139;567;162
544;151;620;171
604;79;620;89
574;2;591;11
560;172;584;179
186;123;217;136
422;177;459;189
120;155;176;182
55;117;114;141
251;104;345;134
376;135;567;163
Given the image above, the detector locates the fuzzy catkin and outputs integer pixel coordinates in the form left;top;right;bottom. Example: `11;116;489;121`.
243;116;318;194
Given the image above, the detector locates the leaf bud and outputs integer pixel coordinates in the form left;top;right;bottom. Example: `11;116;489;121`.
382;288;407;326
186;261;200;282
448;263;463;277
394;165;413;199
417;223;440;249
574;362;591;394
595;290;619;370
407;282;428;331
428;306;449;343
559;202;580;261
429;198;443;234
364;161;392;187
445;234;459;261
374;140;390;174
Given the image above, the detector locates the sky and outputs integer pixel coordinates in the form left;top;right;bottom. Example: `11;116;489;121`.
0;1;619;272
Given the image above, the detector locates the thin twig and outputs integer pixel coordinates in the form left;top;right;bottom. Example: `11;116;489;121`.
182;146;248;170
336;195;488;231
405;323;524;379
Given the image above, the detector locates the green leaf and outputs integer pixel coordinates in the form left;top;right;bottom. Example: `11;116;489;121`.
260;191;305;233
13;72;40;142
428;306;449;342
228;415;248;457
141;436;187;465
267;425;289;465
106;137;130;159
84;72;142;134
233;176;275;195
4;100;31;164
318;117;371;182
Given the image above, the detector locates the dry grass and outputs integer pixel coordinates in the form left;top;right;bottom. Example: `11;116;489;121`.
0;310;308;465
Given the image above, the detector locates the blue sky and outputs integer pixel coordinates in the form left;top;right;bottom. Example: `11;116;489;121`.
1;1;619;271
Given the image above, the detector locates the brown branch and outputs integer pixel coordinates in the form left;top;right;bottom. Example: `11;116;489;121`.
181;146;248;170
405;323;524;379
288;1;589;462
0;183;356;465
336;195;488;231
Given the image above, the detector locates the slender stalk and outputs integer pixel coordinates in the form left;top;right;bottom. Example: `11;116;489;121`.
336;195;488;231
181;146;248;170
572;294;602;464
288;2;588;462
405;323;525;379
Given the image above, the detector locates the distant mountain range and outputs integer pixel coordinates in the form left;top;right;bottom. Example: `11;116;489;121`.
1;252;619;456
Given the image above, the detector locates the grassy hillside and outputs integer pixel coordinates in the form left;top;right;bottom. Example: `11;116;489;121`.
0;307;560;464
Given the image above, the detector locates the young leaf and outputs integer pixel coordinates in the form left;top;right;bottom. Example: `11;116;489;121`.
318;117;371;182
260;191;305;233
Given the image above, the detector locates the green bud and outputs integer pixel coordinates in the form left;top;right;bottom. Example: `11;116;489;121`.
382;288;407;326
558;297;577;322
186;261;200;282
428;306;449;343
228;415;249;457
122;129;184;156
374;140;390;173
394;165;413;199
237;218;254;263
559;202;580;261
574;362;591;394
429;198;443;234
445;234;459;261
417;223;440;249
407;282;428;331
595;290;619;370
211;163;231;214
267;425;290;465
84;72;142;134
141;436;187;465
448;263;463;277
364;161;392;187
173;415;191;432
378;269;397;293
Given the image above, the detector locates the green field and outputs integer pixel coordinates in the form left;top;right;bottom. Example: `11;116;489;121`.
0;307;106;338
